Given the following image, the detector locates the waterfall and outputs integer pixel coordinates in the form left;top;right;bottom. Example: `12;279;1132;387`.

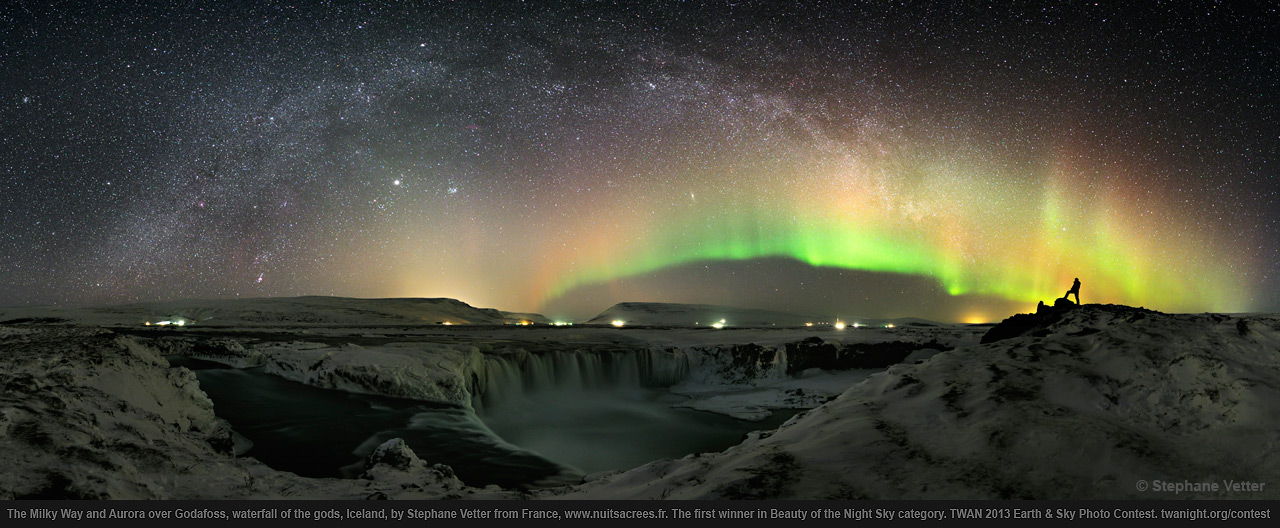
769;345;789;380
477;355;524;409
470;347;691;410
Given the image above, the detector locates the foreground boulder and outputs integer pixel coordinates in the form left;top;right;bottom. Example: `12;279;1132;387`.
358;439;466;497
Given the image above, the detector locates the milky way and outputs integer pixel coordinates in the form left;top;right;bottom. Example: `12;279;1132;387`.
1;1;1276;321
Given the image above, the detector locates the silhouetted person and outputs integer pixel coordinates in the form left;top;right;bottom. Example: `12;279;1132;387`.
1063;277;1081;305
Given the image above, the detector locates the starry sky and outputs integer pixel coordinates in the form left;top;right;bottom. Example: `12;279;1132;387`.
1;1;1276;322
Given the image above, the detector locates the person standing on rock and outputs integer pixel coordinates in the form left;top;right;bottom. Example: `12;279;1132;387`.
1063;278;1081;305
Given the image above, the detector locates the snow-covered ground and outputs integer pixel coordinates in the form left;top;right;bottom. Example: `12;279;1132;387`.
0;325;512;499
3;298;1276;499
133;322;972;417
553;305;1280;499
584;301;946;329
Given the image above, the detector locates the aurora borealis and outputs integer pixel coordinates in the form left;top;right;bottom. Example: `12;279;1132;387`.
535;146;1253;316
2;1;1276;321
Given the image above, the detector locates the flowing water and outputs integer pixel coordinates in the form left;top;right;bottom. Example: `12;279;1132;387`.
173;355;793;488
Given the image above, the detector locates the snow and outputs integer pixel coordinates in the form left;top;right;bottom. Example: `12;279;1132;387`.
0;325;511;499
6;299;1276;500
586;302;825;326
256;342;484;405
109;299;977;417
552;305;1280;499
501;312;553;325
143;326;968;419
584;301;946;328
670;369;880;420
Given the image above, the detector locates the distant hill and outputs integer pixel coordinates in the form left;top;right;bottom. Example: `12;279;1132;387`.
499;311;553;325
583;302;797;327
585;302;816;327
0;296;549;327
584;302;945;328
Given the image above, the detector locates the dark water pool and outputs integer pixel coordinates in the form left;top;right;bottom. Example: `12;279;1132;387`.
171;357;569;488
172;357;792;488
481;389;793;475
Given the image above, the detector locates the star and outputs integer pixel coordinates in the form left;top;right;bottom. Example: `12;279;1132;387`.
0;2;1271;319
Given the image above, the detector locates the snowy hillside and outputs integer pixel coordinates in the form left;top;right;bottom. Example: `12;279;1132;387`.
500;311;554;325
583;302;811;326
555;304;1280;499
0;325;513;499
4;301;1276;499
0;296;542;327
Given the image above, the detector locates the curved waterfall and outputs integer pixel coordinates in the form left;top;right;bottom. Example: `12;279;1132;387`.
470;348;693;410
466;343;799;413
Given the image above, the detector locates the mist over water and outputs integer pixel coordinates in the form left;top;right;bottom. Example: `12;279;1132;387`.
469;348;794;474
479;386;793;475
173;355;790;488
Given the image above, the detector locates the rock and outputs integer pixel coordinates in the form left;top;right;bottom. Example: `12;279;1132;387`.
430;463;458;481
983;302;1162;344
558;305;1280;499
782;338;838;374
982;300;1077;344
687;343;779;384
364;438;420;472
0;326;512;499
358;438;466;493
785;337;952;373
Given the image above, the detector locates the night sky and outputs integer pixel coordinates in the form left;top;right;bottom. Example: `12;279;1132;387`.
2;1;1276;322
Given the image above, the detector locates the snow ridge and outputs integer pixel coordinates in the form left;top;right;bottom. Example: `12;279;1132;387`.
556;305;1280;499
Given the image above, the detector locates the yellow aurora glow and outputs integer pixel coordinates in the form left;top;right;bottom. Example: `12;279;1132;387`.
378;141;1251;320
